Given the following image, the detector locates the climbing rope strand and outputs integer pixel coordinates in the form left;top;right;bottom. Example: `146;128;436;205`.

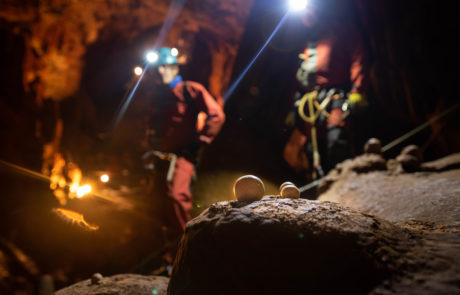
381;102;460;152
299;101;460;193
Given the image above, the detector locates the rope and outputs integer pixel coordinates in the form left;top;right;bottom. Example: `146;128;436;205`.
299;101;460;193
381;102;460;152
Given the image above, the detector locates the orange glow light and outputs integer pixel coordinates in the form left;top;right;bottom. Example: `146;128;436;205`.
76;184;92;198
53;208;99;231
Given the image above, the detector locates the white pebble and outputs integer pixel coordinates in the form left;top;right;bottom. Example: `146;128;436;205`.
234;175;265;202
280;184;300;199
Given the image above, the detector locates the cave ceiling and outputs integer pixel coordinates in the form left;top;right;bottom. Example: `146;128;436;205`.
1;0;253;102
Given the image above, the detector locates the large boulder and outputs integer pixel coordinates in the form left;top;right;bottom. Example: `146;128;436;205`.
167;196;459;295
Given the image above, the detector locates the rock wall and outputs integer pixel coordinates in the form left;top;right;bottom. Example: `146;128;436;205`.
1;0;253;102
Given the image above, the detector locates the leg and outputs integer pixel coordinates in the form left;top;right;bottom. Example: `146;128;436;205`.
163;157;195;264
326;109;350;171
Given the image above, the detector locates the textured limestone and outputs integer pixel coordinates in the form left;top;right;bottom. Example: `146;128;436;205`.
167;196;460;295
56;273;169;295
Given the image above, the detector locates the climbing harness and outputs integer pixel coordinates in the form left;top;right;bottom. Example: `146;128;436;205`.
142;150;177;183
298;101;460;194
296;89;348;179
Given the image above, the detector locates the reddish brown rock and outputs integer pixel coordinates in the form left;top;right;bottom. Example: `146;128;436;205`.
1;0;253;102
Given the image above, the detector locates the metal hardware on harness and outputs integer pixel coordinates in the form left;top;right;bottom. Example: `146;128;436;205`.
297;90;330;178
166;154;177;183
142;150;177;182
298;101;460;194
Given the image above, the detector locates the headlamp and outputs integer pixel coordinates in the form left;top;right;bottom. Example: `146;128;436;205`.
288;0;308;11
146;51;159;63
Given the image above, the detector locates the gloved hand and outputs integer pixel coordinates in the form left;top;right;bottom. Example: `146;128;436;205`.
347;93;367;108
343;92;367;113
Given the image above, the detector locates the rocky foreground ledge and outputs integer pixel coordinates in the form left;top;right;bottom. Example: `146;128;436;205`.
54;152;459;295
168;196;459;295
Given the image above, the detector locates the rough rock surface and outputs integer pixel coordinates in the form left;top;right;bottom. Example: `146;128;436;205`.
318;153;460;225
317;153;387;195
55;273;169;295
167;196;460;295
421;153;460;172
1;0;253;101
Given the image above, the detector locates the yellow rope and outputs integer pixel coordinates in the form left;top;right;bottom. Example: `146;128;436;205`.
297;90;317;123
297;90;336;171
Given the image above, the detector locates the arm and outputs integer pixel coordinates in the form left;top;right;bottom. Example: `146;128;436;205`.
187;82;226;144
348;26;367;107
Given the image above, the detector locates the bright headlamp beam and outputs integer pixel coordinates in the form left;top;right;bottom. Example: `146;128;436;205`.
111;63;150;132
288;0;308;11
146;51;159;63
223;12;289;102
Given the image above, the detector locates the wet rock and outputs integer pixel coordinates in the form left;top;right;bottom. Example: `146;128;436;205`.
364;137;382;154
55;274;168;295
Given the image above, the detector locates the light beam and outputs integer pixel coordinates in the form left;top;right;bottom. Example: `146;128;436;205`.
288;0;308;11
223;12;290;102
110;63;150;131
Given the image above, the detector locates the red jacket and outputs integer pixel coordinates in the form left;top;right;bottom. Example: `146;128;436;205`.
152;80;225;153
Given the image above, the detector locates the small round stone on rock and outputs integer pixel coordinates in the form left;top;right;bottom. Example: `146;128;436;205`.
396;154;420;172
279;181;294;192
364;138;382;154
400;145;422;161
91;273;103;285
234;175;265;202
280;184;300;199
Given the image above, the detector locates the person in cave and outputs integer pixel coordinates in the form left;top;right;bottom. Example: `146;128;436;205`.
283;0;368;179
144;47;225;274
